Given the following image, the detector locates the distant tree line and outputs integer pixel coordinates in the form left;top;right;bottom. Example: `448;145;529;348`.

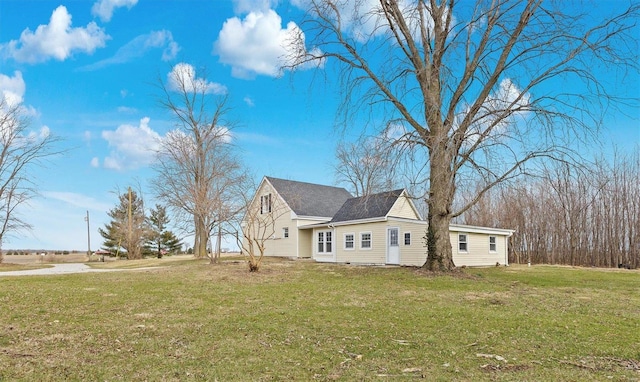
460;149;640;268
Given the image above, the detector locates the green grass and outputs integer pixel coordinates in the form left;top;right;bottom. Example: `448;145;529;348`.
1;259;638;381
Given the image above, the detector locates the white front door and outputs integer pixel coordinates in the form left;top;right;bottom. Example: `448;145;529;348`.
387;227;400;264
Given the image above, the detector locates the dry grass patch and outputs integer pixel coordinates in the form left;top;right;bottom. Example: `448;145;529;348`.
0;260;638;381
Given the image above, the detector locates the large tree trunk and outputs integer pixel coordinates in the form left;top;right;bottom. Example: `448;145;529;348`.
424;144;456;271
194;215;208;258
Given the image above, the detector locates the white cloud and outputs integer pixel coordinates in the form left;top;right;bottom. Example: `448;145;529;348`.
117;106;137;114
214;10;319;79
243;96;255;107
234;131;279;146
80;30;180;71
0;71;40;138
291;0;386;41
233;0;278;14
43;191;112;212
91;157;100;167
383;123;409;142
28;125;50;140
0;71;26;107
0;6;109;64
292;0;451;43
84;131;94;146
101;117;161;170
216;126;233;144
168;63;227;94
91;0;138;22
463;78;532;147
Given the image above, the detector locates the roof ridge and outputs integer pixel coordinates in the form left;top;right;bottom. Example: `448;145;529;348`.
263;176;353;217
265;176;351;191
346;188;405;201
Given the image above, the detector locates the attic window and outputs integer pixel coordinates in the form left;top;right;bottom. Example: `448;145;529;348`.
260;194;272;214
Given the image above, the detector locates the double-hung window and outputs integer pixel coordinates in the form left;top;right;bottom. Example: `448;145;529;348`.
404;232;411;246
458;234;468;252
344;233;355;250
283;227;289;239
360;232;372;249
489;236;497;252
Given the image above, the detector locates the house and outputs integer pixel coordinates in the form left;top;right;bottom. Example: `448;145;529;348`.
243;176;514;267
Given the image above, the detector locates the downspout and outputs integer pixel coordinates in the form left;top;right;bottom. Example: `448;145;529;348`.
328;224;335;263
506;230;514;267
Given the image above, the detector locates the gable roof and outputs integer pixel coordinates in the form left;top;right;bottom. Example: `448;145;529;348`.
330;189;405;223
265;176;353;218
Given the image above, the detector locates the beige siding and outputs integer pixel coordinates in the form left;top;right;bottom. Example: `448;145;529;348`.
393;221;429;266
296;218;327;258
334;222;387;264
242;180;297;258
318;220;428;266
450;230;508;267
387;194;420;219
297;229;313;258
309;219;510;267
263;213;296;257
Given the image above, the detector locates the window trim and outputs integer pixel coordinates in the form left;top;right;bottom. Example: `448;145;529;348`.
489;236;497;252
260;193;272;214
317;230;333;254
360;232;372;250
458;233;468;252
344;233;355;250
404;232;411;246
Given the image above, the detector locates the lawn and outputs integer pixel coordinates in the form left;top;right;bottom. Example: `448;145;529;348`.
0;258;638;381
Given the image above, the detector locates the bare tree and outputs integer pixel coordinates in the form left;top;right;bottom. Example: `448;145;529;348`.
334;133;400;196
235;180;290;272
0;97;60;260
289;0;639;271
153;65;246;261
462;146;640;269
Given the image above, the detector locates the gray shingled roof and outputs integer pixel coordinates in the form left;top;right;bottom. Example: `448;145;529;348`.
266;177;353;218
330;189;405;223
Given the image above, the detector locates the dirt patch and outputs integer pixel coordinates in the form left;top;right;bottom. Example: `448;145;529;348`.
480;363;531;372
413;267;480;279
557;356;640;373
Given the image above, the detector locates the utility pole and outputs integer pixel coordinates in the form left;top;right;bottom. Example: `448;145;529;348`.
85;210;91;256
128;187;132;258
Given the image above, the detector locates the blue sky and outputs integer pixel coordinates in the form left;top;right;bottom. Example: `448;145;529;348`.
0;0;638;251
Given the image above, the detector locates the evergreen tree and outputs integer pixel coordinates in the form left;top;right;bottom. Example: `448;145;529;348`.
98;188;148;259
146;204;182;258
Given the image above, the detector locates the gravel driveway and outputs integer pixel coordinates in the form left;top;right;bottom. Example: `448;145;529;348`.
0;263;119;277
